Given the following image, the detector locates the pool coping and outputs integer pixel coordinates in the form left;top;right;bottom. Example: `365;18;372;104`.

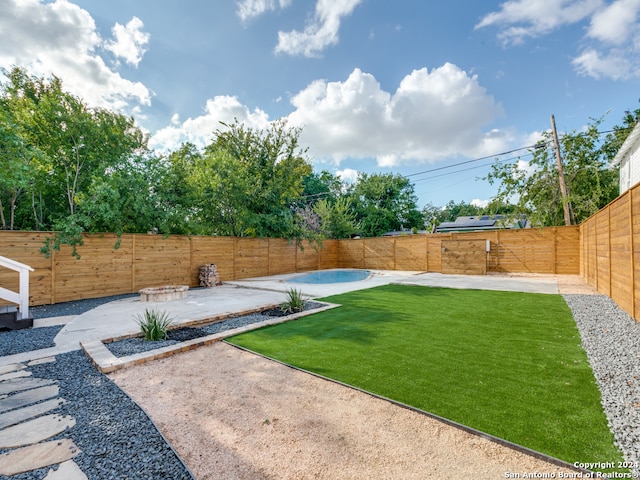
81;301;340;373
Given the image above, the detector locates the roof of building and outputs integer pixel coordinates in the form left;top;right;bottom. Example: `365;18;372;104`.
435;215;528;233
612;121;640;167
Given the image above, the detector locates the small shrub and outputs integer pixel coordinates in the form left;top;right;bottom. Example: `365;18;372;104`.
135;308;173;341
280;288;306;314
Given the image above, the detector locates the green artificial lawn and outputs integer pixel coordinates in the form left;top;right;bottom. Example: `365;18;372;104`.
228;284;624;469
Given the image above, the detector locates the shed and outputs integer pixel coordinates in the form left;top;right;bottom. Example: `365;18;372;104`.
613;121;640;195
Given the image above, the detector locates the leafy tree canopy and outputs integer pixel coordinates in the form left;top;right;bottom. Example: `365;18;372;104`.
347;172;424;237
485;109;638;226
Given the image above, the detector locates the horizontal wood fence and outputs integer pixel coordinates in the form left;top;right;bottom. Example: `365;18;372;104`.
581;183;640;321
0;227;579;307
335;227;579;275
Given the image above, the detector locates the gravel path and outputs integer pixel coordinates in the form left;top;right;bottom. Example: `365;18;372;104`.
1;291;639;478
2;350;193;480
0;325;63;356
30;293;138;319
563;294;640;476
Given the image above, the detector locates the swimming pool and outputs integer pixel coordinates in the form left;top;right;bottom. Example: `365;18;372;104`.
287;269;371;284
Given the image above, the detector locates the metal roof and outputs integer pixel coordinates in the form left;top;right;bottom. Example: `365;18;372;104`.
435;215;527;233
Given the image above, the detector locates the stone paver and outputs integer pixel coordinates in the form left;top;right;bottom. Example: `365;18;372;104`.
0;363;26;375
0;397;66;429
0;376;56;395
0;370;31;382
44;460;88;480
0;438;80;476
28;356;56;366
0;357;87;479
0;413;76;448
0;384;59;413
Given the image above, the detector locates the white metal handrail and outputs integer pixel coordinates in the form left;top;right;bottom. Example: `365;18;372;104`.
0;255;34;319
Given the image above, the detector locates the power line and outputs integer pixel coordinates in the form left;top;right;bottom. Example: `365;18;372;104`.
299;125;627;201
405;142;548;180
403;125;626;182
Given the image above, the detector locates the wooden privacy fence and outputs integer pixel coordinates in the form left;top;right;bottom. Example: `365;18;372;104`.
581;184;640;321
336;227;579;275
0;232;337;306
0;227;579;307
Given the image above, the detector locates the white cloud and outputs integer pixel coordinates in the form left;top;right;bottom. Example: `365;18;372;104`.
150;95;271;151
275;0;363;57
572;47;637;79
287;64;504;167
516;159;537;178
236;0;292;23
587;0;640;44
471;198;490;208
477;0;640;80
572;0;640;79
104;17;150;67
0;0;151;111
336;168;359;183
475;0;602;46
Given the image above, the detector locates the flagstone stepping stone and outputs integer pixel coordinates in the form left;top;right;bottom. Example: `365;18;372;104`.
0;385;59;413
44;459;88;480
0;414;76;448
0;370;32;382
0;397;66;429
0;376;54;395
0;363;26;375
0;438;80;476
28;356;56;366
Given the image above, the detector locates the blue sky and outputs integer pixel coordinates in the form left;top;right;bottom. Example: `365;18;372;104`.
1;0;639;209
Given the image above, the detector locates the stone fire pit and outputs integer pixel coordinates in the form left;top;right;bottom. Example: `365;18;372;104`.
139;285;189;302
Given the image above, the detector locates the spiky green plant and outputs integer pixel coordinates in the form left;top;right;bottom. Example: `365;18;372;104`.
135;308;173;341
280;288;306;314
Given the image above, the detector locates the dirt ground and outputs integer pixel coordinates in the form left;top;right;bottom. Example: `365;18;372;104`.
110;275;594;480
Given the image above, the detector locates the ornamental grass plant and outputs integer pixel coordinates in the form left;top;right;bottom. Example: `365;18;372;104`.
280;288;306;314
135;308;173;341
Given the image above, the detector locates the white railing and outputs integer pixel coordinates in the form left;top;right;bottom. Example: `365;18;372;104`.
0;256;34;320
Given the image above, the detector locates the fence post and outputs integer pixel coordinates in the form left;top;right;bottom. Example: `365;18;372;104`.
608;205;613;296
50;241;56;305
630;189;636;319
552;227;557;274
131;235;137;293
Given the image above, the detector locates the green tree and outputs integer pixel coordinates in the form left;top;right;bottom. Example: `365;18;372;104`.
313;197;358;239
190;147;252;236
436;200;483;223
301;170;343;205
0;98;41;230
348;172;423;237
485;113;629;226
193;119;314;239
74;154;186;237
1;67;149;254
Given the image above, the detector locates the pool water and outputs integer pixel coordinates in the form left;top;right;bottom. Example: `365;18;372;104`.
288;269;371;284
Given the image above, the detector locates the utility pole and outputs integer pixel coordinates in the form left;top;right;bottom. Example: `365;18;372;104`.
550;114;572;226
